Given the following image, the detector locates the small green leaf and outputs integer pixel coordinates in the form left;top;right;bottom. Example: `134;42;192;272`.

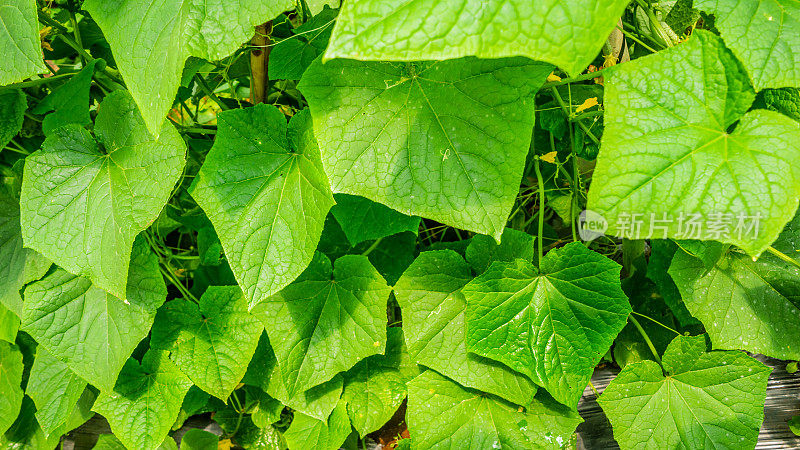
269;6;337;80
394;250;537;406
790;415;800;436
0;190;50;316
325;0;629;75
0;0;46;85
669;240;800;360
406;371;582;449
464;242;631;407
0;89;26;149
696;0;800;89
598;335;771;449
83;0;294;133
342;328;414;435
331;194;420;246
22;236;167;392
284;399;351;450
151;286;262;399
20;90;186;299
587;30;800;256
299;57;552;240
93;350;192;450
465;228;534;275
32;59;102;134
253;253;390;396
190;106;334;309
0;342;23;435
26;347;87;438
180;429;218;450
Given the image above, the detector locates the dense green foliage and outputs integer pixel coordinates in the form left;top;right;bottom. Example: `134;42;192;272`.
0;0;798;449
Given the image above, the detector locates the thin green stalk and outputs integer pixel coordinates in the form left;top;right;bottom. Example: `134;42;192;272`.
629;315;662;366
588;381;600;397
631;311;680;335
767;246;800;269
361;237;384;257
541;67;609;88
569;110;604;122
550;87;600;145
616;24;659;53
0;72;74;90
533;158;545;266
195;75;230;110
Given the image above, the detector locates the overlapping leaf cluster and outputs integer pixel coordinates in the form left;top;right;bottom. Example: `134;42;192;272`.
0;0;798;449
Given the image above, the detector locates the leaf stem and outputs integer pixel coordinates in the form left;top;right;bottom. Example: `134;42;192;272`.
629;315;662;366
194;75;229;110
550;87;600;145
533;157;545;266
541;68;608;88
361;237;384;257
631;311;680;335
767;246;800;269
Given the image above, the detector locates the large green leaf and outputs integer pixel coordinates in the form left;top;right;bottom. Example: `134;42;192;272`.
1;392;95;449
0;190;49;316
696;0;800;90
465;228;534;275
0;89;26;148
331;194;420;246
463;242;631;407
341;328;415;436
22;237;167;392
253;253;390;396
150;286;263;399
20;90;185;299
406;371;582;450
26;347;87;438
284;399;351;450
83;0;294;133
299;57;552;240
93;350;191;450
587;30;800;256
669;239;800;360
598;335;771;449
393;250;538;406
325;0;629;75
0;342;23;435
190;106;334;309
0;0;46;85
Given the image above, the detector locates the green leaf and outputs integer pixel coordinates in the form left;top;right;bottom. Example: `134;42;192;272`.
0;342;23;435
342;328;414;435
0;303;19;343
22;236;167;392
299;57;552;240
790;415;800;436
360;231;417;286
331;194;420;246
1;392;95;449
587;30;800;256
598;335;771;449
0;190;50;316
269;6;337;80
32;59;102;135
150;286;263;399
406;371;582;450
26;347;87;438
754;87;800;122
253;253;390;396
0;0;46;85
0;89;26;149
465;228;534;275
180;429;218;450
243;332;343;421
393;250;537;406
284;399;351;450
645;239;698;327
463;242;631;407
325;0;629;75
20;90;186;299
696;0;800;90
669;241;800;360
83;0;294;133
93;350;192;450
190;105;334;309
